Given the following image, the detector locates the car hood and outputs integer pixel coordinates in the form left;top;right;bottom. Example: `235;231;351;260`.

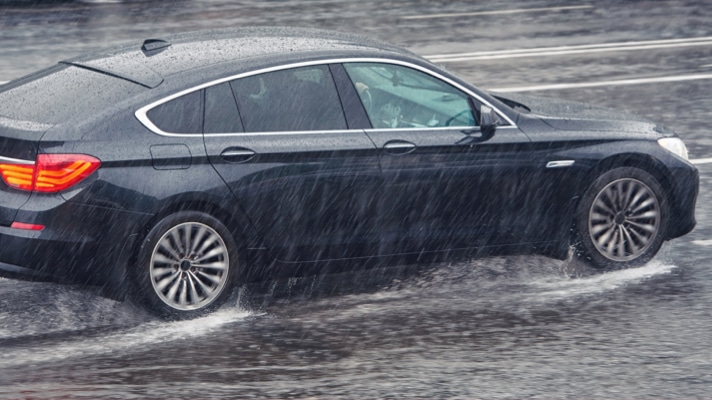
491;92;670;136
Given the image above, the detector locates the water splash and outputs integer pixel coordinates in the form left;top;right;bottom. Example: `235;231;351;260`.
529;260;677;300
0;307;251;369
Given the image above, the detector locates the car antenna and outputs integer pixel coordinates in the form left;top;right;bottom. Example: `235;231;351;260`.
141;39;171;56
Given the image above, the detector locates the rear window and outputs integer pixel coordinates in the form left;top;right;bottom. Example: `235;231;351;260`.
146;90;203;134
0;64;145;125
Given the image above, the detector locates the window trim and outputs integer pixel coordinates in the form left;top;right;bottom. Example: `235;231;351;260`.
0;155;34;165
135;58;517;138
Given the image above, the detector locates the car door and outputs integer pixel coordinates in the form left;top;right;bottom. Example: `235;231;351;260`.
342;62;535;253
202;64;382;262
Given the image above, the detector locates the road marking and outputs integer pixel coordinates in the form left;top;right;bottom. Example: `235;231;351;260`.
402;5;593;20
488;73;712;92
691;158;712;165
427;36;712;58
427;37;712;62
0;81;7;85
692;239;712;246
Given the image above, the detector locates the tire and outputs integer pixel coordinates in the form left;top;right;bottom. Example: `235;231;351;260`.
134;211;239;319
574;167;669;269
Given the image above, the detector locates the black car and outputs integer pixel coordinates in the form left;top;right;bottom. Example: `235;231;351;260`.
0;27;698;318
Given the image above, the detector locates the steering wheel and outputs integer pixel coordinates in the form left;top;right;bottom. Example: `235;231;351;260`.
248;77;268;100
360;88;373;114
445;109;473;127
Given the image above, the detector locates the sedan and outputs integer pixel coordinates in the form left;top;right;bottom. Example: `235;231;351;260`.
0;27;698;319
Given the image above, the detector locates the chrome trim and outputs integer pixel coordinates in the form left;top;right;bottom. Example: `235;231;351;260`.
364;125;518;133
384;143;416;149
202;129;355;138
546;160;576;168
0;155;34;165
135;57;518;137
221;150;256;157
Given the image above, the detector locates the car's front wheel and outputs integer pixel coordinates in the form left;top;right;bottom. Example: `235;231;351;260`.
574;167;669;269
135;211;238;319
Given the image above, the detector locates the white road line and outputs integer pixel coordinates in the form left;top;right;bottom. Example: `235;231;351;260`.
427;36;712;59
426;36;712;59
691;158;712;165
427;37;712;62
488;73;712;93
0;81;7;85
402;5;593;20
692;239;712;246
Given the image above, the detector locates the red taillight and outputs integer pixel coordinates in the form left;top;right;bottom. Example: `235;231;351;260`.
34;154;101;193
0;154;101;193
0;163;35;190
10;222;45;231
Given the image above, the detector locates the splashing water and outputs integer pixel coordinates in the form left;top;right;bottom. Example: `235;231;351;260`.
0;307;252;369
529;261;677;300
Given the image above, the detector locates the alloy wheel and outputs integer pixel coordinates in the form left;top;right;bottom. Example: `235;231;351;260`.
588;178;660;262
149;222;230;311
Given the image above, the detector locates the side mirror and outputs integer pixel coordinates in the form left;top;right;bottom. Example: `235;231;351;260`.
457;100;499;145
480;105;500;138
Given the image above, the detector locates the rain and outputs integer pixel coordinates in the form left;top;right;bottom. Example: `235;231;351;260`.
1;0;712;398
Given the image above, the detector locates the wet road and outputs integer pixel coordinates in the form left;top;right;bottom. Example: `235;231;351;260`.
1;0;712;398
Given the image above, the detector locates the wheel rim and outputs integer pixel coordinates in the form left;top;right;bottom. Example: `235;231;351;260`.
588;178;660;262
149;222;230;311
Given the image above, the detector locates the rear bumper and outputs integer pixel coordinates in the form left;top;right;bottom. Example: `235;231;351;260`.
0;200;150;286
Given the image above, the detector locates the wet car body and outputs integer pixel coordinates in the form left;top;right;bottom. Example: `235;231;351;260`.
0;27;698;318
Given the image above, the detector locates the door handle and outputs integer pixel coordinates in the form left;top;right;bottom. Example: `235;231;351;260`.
383;140;416;155
220;148;256;163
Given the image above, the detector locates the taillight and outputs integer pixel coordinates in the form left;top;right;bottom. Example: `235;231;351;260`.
10;222;45;231
0;154;101;193
0;163;35;190
34;154;101;192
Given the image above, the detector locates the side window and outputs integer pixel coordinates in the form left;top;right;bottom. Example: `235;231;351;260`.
343;63;476;129
204;82;243;134
146;90;203;134
230;65;347;133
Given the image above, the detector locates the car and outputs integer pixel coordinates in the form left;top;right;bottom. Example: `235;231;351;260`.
0;27;698;319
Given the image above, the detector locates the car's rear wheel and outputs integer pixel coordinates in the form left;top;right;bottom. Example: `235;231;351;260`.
135;211;238;319
574;167;669;269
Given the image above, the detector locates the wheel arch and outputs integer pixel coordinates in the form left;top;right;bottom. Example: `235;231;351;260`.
126;192;263;276
565;152;679;251
577;152;675;212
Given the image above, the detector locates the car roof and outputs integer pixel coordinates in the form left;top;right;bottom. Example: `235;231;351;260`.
62;27;417;88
